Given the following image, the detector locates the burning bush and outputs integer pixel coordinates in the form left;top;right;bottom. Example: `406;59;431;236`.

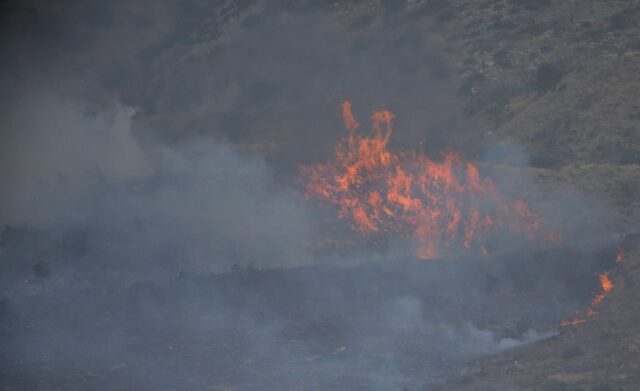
300;102;561;259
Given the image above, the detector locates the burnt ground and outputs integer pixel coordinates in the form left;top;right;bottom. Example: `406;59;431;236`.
0;242;624;390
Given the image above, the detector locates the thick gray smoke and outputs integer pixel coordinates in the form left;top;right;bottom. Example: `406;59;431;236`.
0;2;615;390
0;85;315;284
1;0;465;170
0;84;566;390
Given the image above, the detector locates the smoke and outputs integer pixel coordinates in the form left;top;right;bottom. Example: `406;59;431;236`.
479;138;612;244
0;0;463;171
0;2;617;390
0;84;602;391
0;85;318;285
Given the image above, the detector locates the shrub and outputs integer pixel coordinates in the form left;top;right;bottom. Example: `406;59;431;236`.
459;72;486;96
532;63;564;93
609;10;636;31
493;48;510;67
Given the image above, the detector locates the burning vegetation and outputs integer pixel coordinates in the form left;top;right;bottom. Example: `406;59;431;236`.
562;249;623;326
301;102;561;259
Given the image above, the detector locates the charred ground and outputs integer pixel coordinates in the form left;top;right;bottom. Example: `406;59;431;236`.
1;243;625;390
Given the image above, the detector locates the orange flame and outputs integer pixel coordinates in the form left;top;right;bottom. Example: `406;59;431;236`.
561;317;586;326
590;273;613;306
300;102;553;259
562;270;615;327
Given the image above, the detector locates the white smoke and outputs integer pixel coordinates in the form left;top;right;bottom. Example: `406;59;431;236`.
0;86;315;281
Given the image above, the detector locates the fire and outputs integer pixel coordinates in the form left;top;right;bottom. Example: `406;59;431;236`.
591;272;613;306
561;317;586;326
300;102;554;259
562;271;615;327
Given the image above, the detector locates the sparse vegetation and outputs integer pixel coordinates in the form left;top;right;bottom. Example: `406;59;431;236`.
459;72;486;96
493;48;510;67
609;9;637;31
532;63;564;93
591;384;622;391
560;346;584;360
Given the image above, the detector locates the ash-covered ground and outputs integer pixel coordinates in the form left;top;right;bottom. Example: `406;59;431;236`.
1;245;620;390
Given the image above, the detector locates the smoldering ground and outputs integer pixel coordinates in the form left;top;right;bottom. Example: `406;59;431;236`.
0;1;617;390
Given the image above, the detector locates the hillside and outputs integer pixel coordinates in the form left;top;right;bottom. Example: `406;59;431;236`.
442;242;640;390
436;1;640;388
1;0;639;390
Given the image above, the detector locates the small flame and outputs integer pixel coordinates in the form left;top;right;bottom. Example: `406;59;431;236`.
562;268;616;327
590;272;613;306
561;318;586;326
300;102;556;259
549;232;564;244
615;248;624;263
